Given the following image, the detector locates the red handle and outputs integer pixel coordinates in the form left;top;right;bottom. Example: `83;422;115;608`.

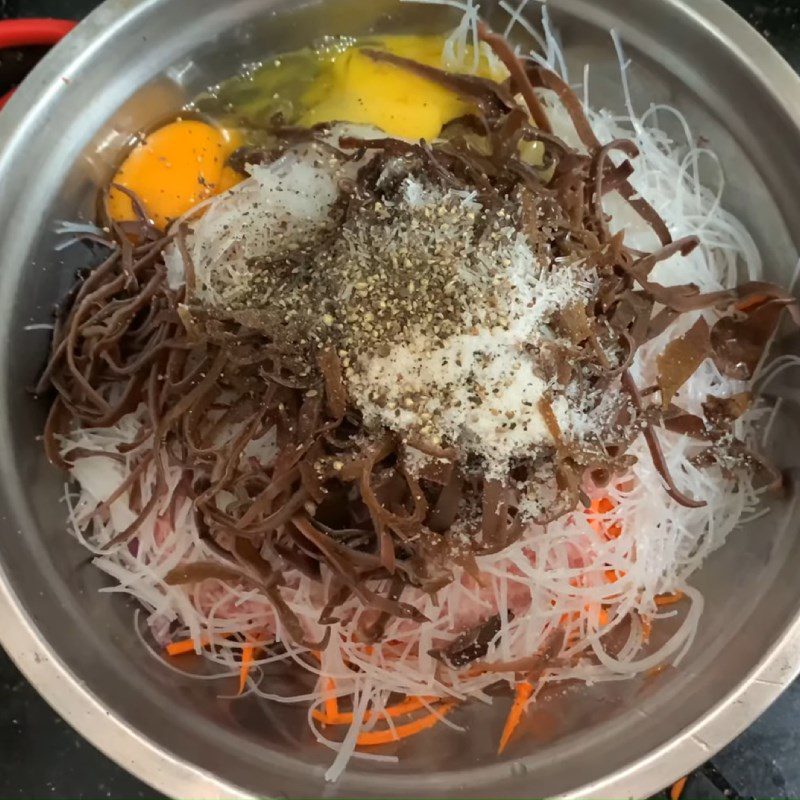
0;18;76;49
0;18;77;110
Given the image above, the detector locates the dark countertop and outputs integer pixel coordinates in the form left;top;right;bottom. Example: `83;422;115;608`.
2;1;800;798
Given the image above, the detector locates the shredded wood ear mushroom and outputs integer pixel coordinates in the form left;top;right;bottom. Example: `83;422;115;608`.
657;317;711;410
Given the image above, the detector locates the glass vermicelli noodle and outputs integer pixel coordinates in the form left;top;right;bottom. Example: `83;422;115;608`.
37;0;797;779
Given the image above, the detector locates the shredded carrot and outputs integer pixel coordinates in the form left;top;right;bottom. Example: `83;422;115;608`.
323;677;339;724
312;695;437;725
559;609;580;632
587;497;622;539
647;663;668;679
166;636;213;656
498;681;533;754
238;645;254;696
670;775;688;800
598;608;609;627
166;632;235;656
655;591;685;607
167;635;255;691
598;497;615;513
641;615;653;641
355;702;456;747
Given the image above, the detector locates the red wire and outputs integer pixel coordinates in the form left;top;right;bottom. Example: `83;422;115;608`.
0;18;76;110
0;18;76;49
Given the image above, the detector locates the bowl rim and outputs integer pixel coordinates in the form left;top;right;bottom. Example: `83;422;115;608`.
2;0;800;797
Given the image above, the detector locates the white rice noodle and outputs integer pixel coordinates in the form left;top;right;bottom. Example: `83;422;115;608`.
53;219;107;251
25;323;56;332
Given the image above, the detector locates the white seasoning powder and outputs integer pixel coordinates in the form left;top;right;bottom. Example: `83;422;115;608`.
355;327;571;475
349;198;600;479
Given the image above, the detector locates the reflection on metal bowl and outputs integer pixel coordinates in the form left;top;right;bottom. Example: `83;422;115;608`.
1;0;800;797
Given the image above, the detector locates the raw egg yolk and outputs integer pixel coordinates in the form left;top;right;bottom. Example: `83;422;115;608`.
108;120;242;230
301;36;498;141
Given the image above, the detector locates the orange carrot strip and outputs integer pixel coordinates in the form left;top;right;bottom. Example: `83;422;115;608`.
598;608;609;627
655;591;685;607
166;636;213;656
356;702;456;747
641;615;653;642
605;569;626;584
647;664;668;679
587;500;604;536
670;775;688;800
587;497;622;539
166;633;235;656
606;522;622;540
238;645;254;696
498;681;533;754
323;677;339;724
312;695;437;725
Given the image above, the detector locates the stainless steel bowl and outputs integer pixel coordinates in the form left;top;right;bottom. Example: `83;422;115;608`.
2;0;800;797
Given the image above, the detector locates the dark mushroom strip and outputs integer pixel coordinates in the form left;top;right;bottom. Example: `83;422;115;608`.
477;22;552;132
622;371;707;509
657;317;711;409
431;612;511;668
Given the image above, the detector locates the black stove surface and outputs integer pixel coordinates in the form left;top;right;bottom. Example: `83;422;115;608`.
2;1;800;798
